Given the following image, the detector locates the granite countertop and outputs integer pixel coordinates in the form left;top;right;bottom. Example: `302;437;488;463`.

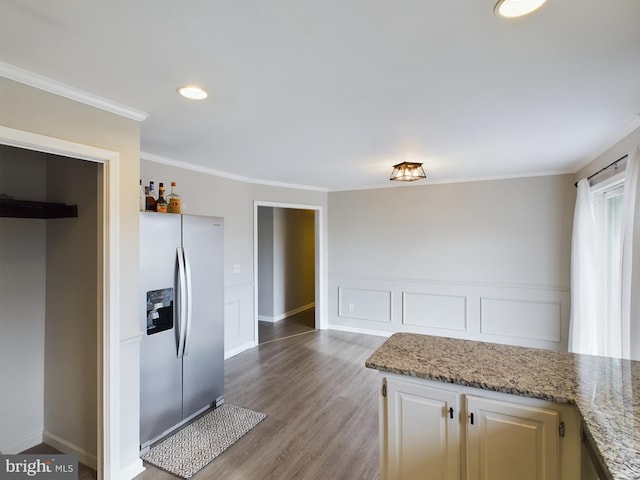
365;332;640;480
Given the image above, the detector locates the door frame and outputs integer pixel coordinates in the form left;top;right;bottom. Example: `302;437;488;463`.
0;125;120;480
253;200;326;344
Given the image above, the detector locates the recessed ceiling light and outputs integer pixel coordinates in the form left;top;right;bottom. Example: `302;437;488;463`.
177;85;208;100
495;0;547;18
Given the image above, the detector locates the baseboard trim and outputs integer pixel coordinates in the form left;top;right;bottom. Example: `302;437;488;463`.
117;459;145;480
43;431;97;470
0;431;43;454
224;341;257;359
259;303;315;323
328;324;393;338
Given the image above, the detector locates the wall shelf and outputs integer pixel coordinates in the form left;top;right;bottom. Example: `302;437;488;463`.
0;198;78;219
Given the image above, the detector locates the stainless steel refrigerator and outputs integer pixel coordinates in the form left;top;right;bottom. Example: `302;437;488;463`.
139;212;224;449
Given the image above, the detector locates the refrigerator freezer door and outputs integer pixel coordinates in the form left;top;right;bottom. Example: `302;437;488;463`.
181;215;225;417
139;212;183;445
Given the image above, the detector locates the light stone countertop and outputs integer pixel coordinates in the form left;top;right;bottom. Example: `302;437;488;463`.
365;332;640;480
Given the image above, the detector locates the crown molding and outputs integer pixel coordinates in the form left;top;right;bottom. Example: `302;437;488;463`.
0;61;148;122
141;151;329;192
575;113;640;173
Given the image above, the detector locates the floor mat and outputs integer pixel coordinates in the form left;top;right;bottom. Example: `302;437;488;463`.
141;404;267;478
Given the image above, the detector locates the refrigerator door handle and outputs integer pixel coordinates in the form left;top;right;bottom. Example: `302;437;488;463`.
176;246;188;358
182;246;194;356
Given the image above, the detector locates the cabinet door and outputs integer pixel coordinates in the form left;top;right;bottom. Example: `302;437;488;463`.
466;395;559;480
385;377;460;480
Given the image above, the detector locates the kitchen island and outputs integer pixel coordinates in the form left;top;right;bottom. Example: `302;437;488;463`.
365;333;640;480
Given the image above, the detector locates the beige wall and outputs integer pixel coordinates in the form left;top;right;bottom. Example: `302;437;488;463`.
44;155;98;467
0;77;141;476
328;175;576;350
0;147;47;453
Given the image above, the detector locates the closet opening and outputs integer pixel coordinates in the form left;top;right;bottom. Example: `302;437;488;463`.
0;144;100;479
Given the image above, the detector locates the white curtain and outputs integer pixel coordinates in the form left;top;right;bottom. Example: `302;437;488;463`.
569;179;600;355
620;146;640;359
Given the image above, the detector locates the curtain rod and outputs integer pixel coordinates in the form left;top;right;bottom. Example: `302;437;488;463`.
574;154;629;187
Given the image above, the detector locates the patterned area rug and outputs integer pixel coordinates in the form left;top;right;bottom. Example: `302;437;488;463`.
141;404;267;478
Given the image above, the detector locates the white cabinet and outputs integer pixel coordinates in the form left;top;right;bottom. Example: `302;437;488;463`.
465;395;559;480
384;377;460;480
380;375;580;480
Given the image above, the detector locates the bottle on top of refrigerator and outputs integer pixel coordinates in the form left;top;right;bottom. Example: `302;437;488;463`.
146;181;157;212
167;182;181;214
156;183;168;213
140;179;146;212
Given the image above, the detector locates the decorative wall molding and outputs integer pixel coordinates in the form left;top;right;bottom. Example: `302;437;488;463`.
0;61;148;122
329;272;570;293
480;297;561;342
329;274;570;351
402;292;467;331
338;287;392;323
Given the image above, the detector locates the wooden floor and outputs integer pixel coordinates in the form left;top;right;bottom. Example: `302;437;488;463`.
136;330;386;480
258;308;316;344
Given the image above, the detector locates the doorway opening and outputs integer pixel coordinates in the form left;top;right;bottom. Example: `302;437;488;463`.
0;125;121;480
0;144;99;479
254;201;324;345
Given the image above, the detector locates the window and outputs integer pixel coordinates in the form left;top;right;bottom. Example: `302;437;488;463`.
592;179;624;358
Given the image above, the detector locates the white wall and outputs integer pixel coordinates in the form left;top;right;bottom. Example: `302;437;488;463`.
0;147;47;453
328;175;575;350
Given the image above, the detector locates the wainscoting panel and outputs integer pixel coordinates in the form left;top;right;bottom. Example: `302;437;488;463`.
338;287;392;323
328;274;570;351
480;297;561;342
224;282;256;358
403;292;467;331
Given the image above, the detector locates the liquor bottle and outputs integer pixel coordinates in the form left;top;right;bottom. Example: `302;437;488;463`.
167;181;181;214
145;181;157;212
156;182;168;213
139;179;145;212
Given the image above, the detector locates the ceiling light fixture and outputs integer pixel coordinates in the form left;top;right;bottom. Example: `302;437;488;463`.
389;162;426;182
494;0;547;18
177;85;208;100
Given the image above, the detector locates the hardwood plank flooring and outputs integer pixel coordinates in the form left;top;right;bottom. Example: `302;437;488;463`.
135;330;387;480
258;309;316;344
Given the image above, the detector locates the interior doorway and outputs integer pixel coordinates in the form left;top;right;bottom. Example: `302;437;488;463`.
0;144;99;477
0;125;121;480
254;201;324;345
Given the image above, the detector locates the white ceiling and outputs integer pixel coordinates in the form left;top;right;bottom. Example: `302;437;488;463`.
1;1;639;191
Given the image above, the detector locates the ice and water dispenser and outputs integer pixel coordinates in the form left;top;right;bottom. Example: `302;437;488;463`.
146;288;174;335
